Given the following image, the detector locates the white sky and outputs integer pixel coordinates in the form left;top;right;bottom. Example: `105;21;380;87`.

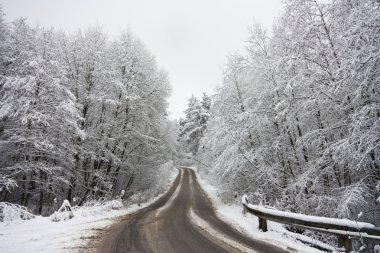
1;0;282;119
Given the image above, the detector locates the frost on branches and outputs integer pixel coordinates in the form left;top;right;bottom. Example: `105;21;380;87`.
0;6;178;216
179;94;211;156
0;202;34;222
198;0;380;246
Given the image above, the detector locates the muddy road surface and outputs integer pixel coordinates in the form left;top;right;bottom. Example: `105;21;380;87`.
97;168;288;253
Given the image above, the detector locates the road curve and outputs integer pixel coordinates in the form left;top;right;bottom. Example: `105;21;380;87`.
97;168;288;253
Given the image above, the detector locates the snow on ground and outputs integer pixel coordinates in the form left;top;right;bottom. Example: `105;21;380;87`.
0;169;178;253
196;172;337;253
189;207;258;253
156;169;183;218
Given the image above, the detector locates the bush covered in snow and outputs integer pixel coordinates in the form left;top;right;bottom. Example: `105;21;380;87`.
49;199;124;221
50;211;73;222
77;199;124;218
0;202;35;222
50;200;74;222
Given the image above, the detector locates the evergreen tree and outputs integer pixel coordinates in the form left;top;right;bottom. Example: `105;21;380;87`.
179;94;211;155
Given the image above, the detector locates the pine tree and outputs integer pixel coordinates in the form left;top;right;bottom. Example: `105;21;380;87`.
179;94;211;155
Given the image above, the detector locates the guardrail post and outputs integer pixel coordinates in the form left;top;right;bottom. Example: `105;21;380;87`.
338;236;352;253
258;217;268;232
241;197;380;251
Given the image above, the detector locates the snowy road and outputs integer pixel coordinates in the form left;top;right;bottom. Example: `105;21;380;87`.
97;168;288;253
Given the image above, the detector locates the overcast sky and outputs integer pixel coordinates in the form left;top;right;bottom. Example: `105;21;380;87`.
1;0;282;119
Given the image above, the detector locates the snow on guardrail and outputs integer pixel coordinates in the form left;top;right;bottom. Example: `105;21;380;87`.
242;194;380;252
242;195;380;235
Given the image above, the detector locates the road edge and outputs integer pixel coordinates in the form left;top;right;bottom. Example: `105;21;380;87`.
89;168;182;252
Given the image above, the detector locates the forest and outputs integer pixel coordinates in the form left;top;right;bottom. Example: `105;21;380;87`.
0;6;178;215
0;0;379;246
185;0;380;228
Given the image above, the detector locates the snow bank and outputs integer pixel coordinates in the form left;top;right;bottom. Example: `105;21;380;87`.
0;201;143;253
188;207;258;253
50;200;74;222
0;169;179;253
196;171;334;253
156;169;183;218
76;199;124;218
0;202;35;222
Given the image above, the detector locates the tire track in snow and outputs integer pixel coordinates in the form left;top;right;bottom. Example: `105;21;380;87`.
97;168;288;253
155;168;184;218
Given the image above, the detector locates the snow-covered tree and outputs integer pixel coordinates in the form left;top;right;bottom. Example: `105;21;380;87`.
200;0;380;229
0;12;177;214
179;94;211;155
0;20;82;214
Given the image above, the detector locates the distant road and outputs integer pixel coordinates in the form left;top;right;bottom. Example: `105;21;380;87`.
97;168;288;253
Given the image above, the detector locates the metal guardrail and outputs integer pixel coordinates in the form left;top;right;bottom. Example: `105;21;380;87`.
242;195;380;252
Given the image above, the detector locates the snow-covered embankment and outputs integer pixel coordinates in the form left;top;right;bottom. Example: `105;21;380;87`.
0;168;178;253
195;171;333;253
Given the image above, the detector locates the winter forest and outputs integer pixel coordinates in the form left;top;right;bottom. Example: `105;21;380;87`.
181;0;380;227
1;0;380;251
0;6;177;215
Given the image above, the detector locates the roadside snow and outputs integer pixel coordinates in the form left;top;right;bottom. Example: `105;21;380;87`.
0;169;178;253
156;169;183;218
189;207;258;253
196;172;336;253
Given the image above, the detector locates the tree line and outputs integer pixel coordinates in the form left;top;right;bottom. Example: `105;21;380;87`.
0;8;177;215
195;0;380;227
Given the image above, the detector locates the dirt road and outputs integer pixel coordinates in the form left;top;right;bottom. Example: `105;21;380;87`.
97;168;288;253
